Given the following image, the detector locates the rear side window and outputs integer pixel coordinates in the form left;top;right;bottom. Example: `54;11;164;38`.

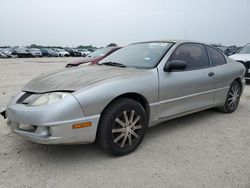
207;46;226;66
169;43;210;70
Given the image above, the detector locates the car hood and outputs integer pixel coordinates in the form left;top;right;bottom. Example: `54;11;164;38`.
229;54;250;61
22;65;145;93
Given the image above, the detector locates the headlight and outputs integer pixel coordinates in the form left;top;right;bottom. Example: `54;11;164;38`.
29;92;70;106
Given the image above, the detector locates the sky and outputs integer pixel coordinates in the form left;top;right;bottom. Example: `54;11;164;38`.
0;0;250;47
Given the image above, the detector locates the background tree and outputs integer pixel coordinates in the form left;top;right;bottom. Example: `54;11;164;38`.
106;43;117;47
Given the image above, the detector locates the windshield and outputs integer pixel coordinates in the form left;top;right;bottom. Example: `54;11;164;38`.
238;44;250;54
99;42;173;69
47;49;55;53
88;48;112;58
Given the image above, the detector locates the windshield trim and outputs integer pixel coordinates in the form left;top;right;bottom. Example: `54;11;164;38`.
152;42;175;68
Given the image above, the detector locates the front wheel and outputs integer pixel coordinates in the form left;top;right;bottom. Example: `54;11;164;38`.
219;81;241;113
97;98;147;156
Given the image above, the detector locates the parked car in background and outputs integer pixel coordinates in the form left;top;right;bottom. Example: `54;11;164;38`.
76;49;91;57
27;48;42;57
230;43;250;80
65;47;121;68
216;46;227;54
13;47;31;58
40;48;58;57
0;51;10;58
53;48;70;57
225;46;240;56
66;48;82;57
2;40;245;156
0;48;13;57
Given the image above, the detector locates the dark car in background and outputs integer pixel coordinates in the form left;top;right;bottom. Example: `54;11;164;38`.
40;48;58;57
216;46;227;54
225;46;240;56
12;47;32;58
65;48;82;57
65;47;121;68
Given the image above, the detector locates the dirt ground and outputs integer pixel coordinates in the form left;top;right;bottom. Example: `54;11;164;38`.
0;58;250;188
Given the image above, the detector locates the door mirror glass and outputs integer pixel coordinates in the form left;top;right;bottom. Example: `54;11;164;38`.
164;60;187;72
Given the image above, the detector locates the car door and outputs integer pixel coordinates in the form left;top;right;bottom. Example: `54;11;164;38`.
206;45;231;105
158;43;216;118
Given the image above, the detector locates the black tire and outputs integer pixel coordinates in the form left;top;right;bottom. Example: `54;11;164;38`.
97;98;147;156
219;80;241;113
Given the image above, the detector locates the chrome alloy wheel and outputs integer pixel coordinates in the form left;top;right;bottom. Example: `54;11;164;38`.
228;84;240;111
112;110;142;148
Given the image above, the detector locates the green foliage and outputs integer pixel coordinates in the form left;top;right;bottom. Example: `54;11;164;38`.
106;43;118;47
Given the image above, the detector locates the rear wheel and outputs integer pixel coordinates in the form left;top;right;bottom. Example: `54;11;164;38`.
97;98;147;156
219;81;241;113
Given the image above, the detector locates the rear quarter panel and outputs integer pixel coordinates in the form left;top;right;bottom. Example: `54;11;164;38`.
213;59;245;105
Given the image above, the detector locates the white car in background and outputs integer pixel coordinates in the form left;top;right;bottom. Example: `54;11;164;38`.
0;48;13;57
28;48;42;57
76;49;91;57
53;48;70;57
230;43;250;80
0;51;9;58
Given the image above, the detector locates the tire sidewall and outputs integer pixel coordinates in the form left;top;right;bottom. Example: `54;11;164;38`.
224;81;241;113
98;98;147;156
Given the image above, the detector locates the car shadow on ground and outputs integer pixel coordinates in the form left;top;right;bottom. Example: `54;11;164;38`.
146;109;219;137
7;108;227;164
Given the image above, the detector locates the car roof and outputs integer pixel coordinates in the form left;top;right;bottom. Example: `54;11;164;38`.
133;39;201;45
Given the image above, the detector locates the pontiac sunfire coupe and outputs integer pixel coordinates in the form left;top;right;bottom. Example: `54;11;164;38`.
2;40;246;155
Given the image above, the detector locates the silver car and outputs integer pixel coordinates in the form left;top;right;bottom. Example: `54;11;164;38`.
1;40;246;155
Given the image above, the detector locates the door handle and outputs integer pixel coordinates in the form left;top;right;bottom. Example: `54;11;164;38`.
208;72;215;77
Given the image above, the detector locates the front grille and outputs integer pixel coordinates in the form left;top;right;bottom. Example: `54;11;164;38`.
16;92;34;104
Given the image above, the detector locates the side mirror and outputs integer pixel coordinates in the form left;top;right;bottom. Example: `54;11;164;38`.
164;60;187;72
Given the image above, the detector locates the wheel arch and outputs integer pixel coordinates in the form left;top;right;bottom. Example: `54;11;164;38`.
100;92;150;122
95;93;149;155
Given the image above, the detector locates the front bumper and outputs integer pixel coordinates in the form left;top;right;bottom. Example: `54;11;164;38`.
7;115;100;144
5;92;100;144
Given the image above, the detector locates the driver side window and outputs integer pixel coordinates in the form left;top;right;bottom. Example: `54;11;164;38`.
169;43;210;70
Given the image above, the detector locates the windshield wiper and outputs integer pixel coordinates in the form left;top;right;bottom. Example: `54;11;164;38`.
99;62;126;68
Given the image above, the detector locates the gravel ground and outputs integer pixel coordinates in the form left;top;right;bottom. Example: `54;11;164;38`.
0;58;250;188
